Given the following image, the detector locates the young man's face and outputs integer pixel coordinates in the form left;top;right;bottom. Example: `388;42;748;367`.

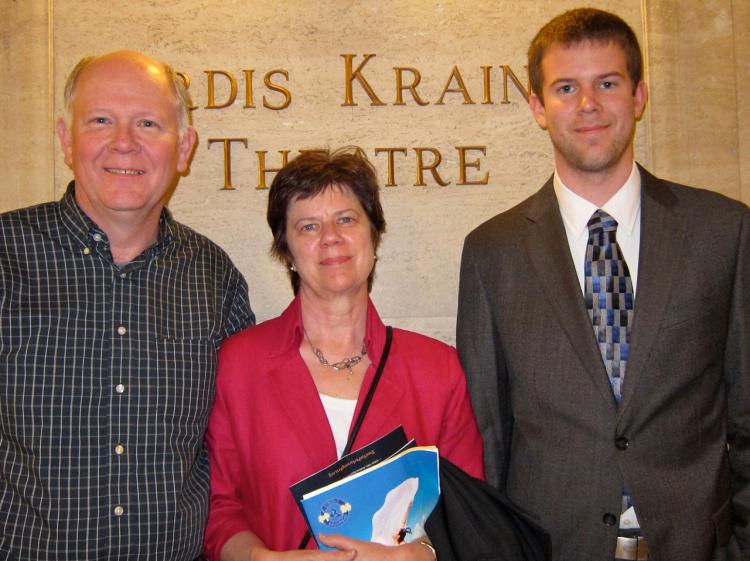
529;40;648;182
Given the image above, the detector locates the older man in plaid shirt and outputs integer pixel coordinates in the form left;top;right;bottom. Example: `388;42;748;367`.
0;51;254;560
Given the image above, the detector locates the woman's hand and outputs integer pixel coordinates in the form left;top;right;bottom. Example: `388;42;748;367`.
220;531;356;561
318;533;435;561
251;545;357;561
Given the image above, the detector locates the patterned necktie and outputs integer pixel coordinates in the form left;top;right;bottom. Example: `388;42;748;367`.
584;209;634;403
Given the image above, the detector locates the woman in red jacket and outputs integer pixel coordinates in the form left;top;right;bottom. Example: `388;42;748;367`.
204;148;484;561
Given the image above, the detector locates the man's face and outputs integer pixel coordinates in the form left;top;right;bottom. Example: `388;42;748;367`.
529;40;647;182
57;54;196;229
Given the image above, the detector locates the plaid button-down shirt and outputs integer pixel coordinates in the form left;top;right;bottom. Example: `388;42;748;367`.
0;183;254;560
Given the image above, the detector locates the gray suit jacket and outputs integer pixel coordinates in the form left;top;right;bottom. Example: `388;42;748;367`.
457;166;750;561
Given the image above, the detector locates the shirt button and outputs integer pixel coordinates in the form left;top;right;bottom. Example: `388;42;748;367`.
114;505;124;516
93;233;103;242
119;272;127;279
117;326;127;336
602;512;617;526
115;384;125;394
114;443;125;455
615;437;629;450
83;247;91;255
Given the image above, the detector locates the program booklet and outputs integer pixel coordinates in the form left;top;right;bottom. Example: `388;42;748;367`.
290;426;440;550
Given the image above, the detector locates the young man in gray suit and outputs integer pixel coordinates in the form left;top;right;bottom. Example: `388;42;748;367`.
457;8;749;561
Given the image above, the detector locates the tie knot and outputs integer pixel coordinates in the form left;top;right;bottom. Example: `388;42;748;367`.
587;209;618;234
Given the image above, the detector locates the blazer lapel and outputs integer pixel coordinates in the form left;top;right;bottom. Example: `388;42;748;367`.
348;334;406;449
268;353;338;467
618;167;684;411
355;371;405;446
524;181;618;408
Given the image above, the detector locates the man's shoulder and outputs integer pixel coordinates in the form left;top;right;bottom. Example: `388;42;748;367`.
166;219;237;264
0;200;63;244
641;168;749;219
464;184;550;247
0;200;59;227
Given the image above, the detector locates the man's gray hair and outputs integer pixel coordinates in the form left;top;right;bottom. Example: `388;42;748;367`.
62;54;192;137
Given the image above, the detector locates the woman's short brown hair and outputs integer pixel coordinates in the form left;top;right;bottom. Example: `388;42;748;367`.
267;147;386;293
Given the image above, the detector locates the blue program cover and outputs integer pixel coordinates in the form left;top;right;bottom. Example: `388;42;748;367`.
300;446;440;549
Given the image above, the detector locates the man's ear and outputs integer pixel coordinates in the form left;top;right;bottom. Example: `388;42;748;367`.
633;80;649;121
56;118;74;167
176;126;197;174
528;93;548;130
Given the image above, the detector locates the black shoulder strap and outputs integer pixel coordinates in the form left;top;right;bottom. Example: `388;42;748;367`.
298;325;393;550
342;325;393;456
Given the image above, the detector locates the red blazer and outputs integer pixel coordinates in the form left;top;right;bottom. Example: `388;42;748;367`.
204;295;484;559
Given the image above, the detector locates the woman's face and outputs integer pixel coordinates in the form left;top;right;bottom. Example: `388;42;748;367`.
285;184;376;300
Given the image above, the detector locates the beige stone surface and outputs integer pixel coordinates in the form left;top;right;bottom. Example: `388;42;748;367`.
645;0;742;200
0;0;53;210
733;0;750;204
1;1;745;342
51;1;645;339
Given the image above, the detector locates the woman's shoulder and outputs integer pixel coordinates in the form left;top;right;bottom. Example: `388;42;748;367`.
218;311;295;360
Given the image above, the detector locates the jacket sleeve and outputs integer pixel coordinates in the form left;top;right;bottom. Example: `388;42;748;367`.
203;346;253;561
456;235;512;491
219;263;255;345
435;346;486;481
726;206;750;555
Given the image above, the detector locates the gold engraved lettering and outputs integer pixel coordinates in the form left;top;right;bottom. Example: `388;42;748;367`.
457;146;489;185
205;70;238;109
341;54;385;107
243;70;255;108
263;69;292;110
175;72;199;111
393;68;429;106
414;148;450;186
501;65;530;103
481;66;493;104
435;66;475;105
208;138;248;190
374;147;408;186
256;150;291;188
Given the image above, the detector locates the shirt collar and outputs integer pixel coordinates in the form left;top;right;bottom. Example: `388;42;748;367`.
58;180;176;261
270;292;387;361
553;161;641;240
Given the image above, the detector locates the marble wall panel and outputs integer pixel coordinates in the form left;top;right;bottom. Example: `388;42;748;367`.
733;0;750;203
0;0;53;210
42;1;646;341
645;0;741;200
6;1;746;344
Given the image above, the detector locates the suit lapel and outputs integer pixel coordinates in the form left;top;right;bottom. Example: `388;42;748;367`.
524;181;618;408
618;167;683;411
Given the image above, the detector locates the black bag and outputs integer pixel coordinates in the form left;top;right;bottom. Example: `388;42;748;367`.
425;458;550;561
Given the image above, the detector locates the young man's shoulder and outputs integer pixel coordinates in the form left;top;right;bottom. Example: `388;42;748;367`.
641;167;749;221
464;182;552;248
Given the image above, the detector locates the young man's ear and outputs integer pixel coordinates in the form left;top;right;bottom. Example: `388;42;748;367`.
528;93;548;130
633;80;649;121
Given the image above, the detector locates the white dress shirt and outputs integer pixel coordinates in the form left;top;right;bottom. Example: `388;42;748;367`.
553;161;642;295
319;393;357;458
554;162;643;530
